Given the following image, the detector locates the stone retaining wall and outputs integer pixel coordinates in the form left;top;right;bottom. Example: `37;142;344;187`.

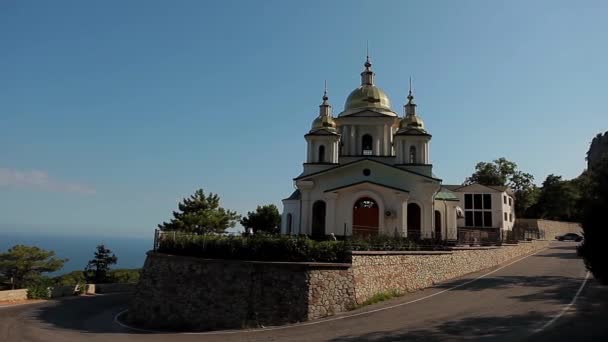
129;240;550;331
128;253;353;330
516;219;582;239
352;240;550;303
0;289;28;302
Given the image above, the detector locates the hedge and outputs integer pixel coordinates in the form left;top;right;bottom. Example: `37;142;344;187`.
157;233;428;263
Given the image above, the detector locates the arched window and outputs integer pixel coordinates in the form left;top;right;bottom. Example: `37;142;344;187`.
407;203;422;240
434;210;442;240
409;146;417;164
311;201;326;238
362;134;373;155
318;145;325;163
286;213;293;235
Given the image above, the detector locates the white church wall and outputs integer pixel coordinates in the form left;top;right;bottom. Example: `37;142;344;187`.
297;160;439;236
434;200;459;240
281;200;300;235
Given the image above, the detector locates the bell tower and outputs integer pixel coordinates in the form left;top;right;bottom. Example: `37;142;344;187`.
394;79;432;170
305;85;340;166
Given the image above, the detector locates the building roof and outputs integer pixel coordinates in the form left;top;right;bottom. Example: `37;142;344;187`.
283;189;301;201
294;158;442;182
435;187;460;201
443;183;514;195
324;180;409;193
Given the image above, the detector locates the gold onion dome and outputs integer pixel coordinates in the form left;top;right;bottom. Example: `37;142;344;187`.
399;84;426;132
310;88;337;133
340;57;396;116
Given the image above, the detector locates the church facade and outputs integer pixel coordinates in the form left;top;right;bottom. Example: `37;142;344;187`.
281;58;460;240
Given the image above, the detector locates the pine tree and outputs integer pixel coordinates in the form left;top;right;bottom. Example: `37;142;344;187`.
157;189;240;234
84;245;117;283
240;204;281;234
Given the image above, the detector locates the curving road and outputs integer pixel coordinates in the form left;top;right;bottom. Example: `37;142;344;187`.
1;243;606;341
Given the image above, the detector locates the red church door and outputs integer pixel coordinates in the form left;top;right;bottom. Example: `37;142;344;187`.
353;197;379;237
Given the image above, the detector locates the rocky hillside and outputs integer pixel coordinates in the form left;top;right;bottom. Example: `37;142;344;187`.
588;131;608;169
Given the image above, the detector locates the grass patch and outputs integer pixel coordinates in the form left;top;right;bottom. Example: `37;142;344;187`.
356;289;402;308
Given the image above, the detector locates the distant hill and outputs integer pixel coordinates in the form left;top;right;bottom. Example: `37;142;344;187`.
587;131;608;169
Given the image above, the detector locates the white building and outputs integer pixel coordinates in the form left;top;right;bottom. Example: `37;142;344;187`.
443;184;516;234
281;58;460;240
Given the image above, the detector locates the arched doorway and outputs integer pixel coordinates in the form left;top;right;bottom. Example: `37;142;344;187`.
407;203;421;240
434;210;442;240
353;197;379;237
311;201;326;238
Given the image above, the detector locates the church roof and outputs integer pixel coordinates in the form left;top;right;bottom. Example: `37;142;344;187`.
435;187;460;201
394;128;432;137
283;189;301;201
338;57;397;118
294;158;442;182
324;180;410;193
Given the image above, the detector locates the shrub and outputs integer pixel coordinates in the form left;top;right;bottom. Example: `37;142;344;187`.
157;233;427;263
357;289;402;308
108;269;141;283
27;276;54;299
158;233;352;263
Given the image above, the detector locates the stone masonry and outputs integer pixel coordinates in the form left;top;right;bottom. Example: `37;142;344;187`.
128;253;354;331
129;240;550;331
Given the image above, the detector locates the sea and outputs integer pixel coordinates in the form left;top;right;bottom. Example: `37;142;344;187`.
0;231;152;275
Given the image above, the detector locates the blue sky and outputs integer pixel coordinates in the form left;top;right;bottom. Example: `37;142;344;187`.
1;0;606;236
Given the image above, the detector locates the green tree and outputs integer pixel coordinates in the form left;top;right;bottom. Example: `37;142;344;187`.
0;245;66;289
158;189;240;234
240;204;281;234
84;245;117;283
535;174;581;221
465;157;537;217
578;157;608;284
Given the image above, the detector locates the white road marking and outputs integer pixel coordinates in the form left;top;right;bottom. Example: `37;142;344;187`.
532;270;591;334
113;247;550;335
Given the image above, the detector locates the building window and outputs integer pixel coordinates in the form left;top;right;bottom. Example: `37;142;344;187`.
509;213;513;222
286;213;293;234
409;146;417;163
483;194;492;209
318;145;325;163
504;212;508;221
464;193;493;227
503;195;507;204
362;134;373;155
508;197;512;206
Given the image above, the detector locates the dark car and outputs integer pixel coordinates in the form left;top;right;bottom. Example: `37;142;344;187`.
555;233;583;242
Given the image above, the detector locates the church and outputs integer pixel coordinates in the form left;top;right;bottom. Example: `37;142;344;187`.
281;57;460;241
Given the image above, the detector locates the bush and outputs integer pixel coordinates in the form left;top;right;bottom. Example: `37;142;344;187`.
108;269;140;283
54;271;86;286
157;233;427;263
27;277;54;299
158;233;351;263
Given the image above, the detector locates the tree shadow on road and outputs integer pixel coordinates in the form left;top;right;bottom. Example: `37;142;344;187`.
27;293;149;334
330;311;548;341
330;280;608;342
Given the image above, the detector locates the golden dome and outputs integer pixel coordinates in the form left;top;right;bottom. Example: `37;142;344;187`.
339;58;397;117
343;85;392;112
311;115;337;132
400;114;425;131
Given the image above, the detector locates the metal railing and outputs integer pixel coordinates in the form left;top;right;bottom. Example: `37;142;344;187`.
457;228;501;245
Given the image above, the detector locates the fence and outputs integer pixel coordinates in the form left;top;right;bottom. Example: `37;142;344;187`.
457;228;502;245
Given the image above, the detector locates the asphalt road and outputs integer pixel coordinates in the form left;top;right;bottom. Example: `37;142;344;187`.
1;242;606;341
